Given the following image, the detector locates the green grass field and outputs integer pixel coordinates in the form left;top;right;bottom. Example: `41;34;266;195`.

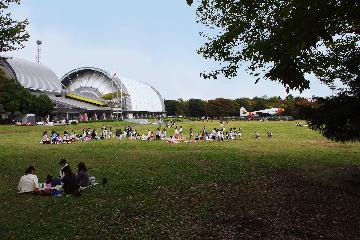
0;120;359;239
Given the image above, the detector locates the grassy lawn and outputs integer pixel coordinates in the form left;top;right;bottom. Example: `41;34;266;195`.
0;120;359;239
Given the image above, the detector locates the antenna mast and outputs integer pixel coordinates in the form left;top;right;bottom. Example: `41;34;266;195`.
36;40;42;64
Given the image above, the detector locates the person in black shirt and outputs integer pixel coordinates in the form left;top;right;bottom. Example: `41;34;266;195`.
77;162;90;188
61;166;80;195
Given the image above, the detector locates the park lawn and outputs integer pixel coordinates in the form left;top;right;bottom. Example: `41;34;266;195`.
0;120;359;239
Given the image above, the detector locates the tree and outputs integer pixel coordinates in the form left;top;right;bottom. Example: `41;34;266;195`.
175;98;189;116
252;97;268;111
188;0;360;141
233;97;252;115
206;98;234;117
0;70;32;114
164;100;177;116
188;98;206;117
304;96;360;142
0;0;29;54
0;72;53;118
31;94;54;117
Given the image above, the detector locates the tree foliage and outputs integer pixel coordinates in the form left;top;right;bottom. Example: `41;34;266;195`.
188;0;360;141
0;71;54;117
304;95;360;142
189;0;359;91
188;98;206;117
0;0;29;53
165;96;312;119
206;98;235;117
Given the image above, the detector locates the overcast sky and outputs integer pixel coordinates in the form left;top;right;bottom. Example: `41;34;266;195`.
9;0;333;100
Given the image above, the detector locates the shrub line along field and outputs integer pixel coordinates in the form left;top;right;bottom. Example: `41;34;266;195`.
0;120;359;239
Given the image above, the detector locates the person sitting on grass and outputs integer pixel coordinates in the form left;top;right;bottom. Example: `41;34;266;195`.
63;131;72;144
41;131;51;144
91;129;99;140
61;166;80;195
18;166;40;193
70;130;78;142
77;162;90;188
56;133;64;144
238;128;242;138
255;132;261;139
267;131;273;138
194;132;200;141
59;159;70;179
161;128;167;139
167;135;180;144
141;134;147;141
51;130;58;144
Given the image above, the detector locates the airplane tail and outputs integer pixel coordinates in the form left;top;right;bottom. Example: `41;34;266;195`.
240;107;247;117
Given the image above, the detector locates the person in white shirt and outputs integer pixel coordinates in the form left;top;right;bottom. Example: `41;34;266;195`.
59;159;70;179
18;166;40;193
41;131;51;144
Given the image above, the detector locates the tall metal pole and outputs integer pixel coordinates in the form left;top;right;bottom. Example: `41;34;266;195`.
36;40;42;64
116;79;119;121
113;73;119;121
120;79;123;120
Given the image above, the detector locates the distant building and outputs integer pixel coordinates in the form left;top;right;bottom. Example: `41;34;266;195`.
0;57;165;121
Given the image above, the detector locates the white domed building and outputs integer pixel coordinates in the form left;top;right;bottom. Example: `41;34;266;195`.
61;67;165;120
0;57;165;121
0;57;62;93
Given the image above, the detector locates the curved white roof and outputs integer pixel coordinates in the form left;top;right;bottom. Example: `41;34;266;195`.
4;57;62;93
61;67;165;113
117;77;164;112
61;67;114;96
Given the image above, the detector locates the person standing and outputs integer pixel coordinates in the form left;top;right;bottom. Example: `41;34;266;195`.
117;129;123;143
156;128;161;140
174;126;179;139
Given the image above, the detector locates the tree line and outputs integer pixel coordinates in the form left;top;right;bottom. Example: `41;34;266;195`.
0;70;54;119
165;96;313;119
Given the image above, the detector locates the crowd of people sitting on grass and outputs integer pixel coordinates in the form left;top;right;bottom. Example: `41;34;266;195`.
17;159;97;196
41;125;114;144
41;122;276;145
